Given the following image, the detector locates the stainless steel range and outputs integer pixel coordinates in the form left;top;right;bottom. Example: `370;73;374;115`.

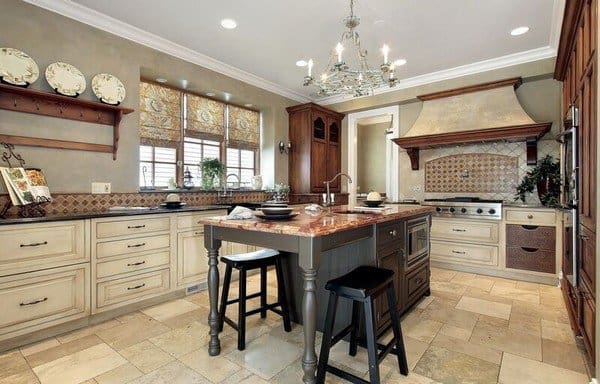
421;197;503;220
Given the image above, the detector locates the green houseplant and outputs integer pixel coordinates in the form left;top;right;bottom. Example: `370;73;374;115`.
514;155;561;207
199;158;225;190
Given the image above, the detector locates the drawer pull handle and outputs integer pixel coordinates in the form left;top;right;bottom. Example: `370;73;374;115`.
20;241;48;247
527;214;534;219
20;297;48;306
127;261;146;266
194;231;203;235
521;247;539;253
127;224;146;229
127;243;146;248
452;229;466;232
451;250;466;254
127;283;146;290
414;277;424;285
389;230;398;236
522;225;538;230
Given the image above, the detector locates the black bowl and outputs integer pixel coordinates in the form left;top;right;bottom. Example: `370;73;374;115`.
364;200;384;207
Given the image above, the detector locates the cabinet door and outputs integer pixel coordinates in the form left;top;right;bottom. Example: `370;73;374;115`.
579;225;596;295
579;62;597;232
310;113;328;192
580;280;596;361
177;230;208;287
326;118;341;192
375;247;401;332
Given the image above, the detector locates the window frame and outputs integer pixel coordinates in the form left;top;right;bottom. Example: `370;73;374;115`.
139;145;178;189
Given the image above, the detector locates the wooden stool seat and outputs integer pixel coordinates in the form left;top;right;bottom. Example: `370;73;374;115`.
219;249;291;351
316;266;409;384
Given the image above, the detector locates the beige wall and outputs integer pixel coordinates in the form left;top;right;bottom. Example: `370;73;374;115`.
0;0;297;193
356;122;388;193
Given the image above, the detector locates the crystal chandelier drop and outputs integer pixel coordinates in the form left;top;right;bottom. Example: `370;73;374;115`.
302;0;402;97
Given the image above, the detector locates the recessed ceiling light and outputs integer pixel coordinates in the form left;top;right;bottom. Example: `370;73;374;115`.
296;60;308;67
220;18;237;29
206;92;216;97
510;26;530;36
244;103;253;107
155;78;168;83
374;19;385;25
393;59;407;66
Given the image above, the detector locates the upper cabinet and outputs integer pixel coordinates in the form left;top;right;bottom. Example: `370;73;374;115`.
286;103;345;194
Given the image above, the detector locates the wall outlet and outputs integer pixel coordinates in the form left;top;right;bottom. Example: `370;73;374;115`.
91;182;111;194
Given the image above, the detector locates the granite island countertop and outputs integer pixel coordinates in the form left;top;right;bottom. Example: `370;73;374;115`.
201;204;434;237
0;205;230;225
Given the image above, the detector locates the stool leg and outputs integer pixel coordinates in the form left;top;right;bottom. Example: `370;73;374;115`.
364;297;381;384
238;268;247;351
349;300;360;356
260;266;267;318
218;264;232;332
316;291;339;384
275;257;292;332
386;284;408;376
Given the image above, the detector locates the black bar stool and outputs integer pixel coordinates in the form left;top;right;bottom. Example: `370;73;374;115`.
316;266;409;384
218;248;292;350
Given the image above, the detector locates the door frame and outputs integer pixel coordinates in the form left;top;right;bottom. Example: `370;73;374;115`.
347;105;400;205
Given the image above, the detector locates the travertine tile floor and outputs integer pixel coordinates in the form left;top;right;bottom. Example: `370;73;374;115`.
0;268;591;384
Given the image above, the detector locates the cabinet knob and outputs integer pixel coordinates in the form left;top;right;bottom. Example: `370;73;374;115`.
389;229;397;236
527;214;534;219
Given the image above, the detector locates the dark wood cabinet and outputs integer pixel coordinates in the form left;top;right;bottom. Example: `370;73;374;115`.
286;103;345;194
555;0;597;363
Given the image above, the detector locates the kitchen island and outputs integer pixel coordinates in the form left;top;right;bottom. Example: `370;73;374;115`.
202;205;433;384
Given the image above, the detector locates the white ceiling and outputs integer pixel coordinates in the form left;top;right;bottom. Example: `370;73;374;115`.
27;0;563;103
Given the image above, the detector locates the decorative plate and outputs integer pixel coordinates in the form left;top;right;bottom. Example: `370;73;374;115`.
0;48;39;86
91;73;126;105
45;62;86;96
255;211;299;221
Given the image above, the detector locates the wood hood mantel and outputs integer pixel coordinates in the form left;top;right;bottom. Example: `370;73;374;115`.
392;78;552;170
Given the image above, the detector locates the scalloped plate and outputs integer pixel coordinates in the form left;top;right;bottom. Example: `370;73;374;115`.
45;62;86;96
0;48;39;86
92;73;126;105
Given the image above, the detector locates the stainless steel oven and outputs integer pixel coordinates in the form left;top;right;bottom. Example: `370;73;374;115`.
406;217;429;266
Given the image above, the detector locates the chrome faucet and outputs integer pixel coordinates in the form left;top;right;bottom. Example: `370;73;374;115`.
323;172;352;209
218;173;241;199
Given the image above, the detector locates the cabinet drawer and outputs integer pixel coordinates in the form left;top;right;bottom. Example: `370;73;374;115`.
506;224;555;250
0;221;86;276
406;262;429;304
96;234;170;259
506;246;556;274
96;269;170;309
431;241;498;266
177;210;227;230
505;209;556;225
95;216;170;239
431;219;498;244
96;250;170;279
377;221;404;249
0;264;88;335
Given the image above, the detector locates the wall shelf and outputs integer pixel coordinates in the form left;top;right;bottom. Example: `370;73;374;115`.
0;83;134;160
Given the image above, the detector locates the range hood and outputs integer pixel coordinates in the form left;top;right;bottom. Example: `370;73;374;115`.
393;78;551;170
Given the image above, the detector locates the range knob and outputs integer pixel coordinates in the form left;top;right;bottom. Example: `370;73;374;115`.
435;207;442;212
476;208;483;214
449;207;455;213
488;208;496;215
461;208;467;213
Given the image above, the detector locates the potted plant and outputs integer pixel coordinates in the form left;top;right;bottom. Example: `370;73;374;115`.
199;158;225;190
514;155;561;207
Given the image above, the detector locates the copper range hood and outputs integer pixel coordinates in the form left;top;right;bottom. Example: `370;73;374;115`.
393;77;552;170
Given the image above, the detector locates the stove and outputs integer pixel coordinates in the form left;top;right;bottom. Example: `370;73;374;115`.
421;197;503;220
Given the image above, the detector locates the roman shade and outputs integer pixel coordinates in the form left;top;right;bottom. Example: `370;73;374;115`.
139;82;182;148
227;105;260;149
186;94;226;141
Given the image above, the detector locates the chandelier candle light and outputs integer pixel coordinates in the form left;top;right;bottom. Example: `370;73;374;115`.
302;0;403;97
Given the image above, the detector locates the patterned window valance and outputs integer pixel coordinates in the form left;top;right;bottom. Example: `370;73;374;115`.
227;106;260;149
139;82;182;148
186;94;225;141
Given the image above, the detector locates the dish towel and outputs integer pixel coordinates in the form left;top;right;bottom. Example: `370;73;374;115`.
226;206;255;220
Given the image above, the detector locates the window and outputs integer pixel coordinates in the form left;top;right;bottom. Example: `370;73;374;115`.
138;81;260;189
226;147;256;187
139;145;177;188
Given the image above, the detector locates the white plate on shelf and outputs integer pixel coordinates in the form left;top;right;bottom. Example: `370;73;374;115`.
45;62;86;96
91;73;125;105
0;48;39;86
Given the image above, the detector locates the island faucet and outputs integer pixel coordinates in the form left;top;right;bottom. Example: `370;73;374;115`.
218;173;241;199
323;172;352;209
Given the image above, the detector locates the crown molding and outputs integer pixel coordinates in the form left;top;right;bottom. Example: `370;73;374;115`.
318;46;557;105
549;0;566;50
23;0;311;103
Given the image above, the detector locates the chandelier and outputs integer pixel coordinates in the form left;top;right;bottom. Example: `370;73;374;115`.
302;0;402;97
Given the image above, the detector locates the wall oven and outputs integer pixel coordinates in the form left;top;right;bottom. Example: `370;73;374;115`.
556;104;578;286
406;217;429;266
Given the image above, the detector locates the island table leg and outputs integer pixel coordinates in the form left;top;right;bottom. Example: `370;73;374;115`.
299;237;321;384
205;226;222;356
